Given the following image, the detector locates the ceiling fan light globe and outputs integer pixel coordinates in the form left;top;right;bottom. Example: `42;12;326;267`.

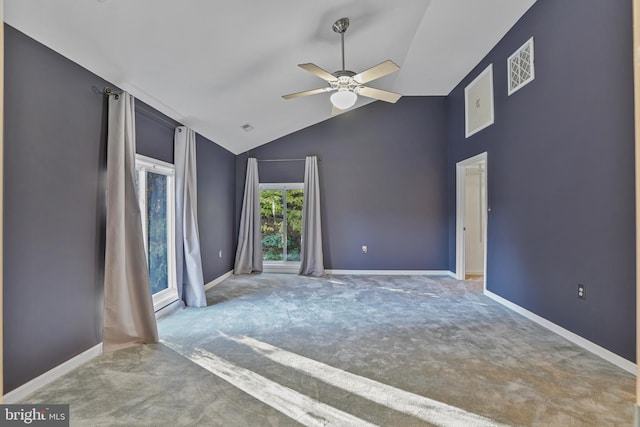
330;90;357;110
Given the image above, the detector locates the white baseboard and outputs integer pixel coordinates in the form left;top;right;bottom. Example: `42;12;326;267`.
326;270;456;277
484;290;636;375
204;270;233;291
3;343;103;403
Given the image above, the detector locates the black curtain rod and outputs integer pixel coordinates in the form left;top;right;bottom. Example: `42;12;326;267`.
257;158;305;162
103;86;181;129
256;158;320;162
136;104;181;129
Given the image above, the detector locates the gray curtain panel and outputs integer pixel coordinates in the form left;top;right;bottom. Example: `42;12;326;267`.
103;92;158;352
234;158;263;274
299;156;325;276
175;127;207;307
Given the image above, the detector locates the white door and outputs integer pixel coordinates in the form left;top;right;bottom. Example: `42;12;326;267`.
456;153;488;287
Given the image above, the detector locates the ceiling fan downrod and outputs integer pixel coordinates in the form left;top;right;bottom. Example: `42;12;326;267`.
333;17;349;72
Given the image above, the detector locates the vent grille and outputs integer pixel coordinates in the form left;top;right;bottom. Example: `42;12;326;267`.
508;37;534;95
241;123;255;132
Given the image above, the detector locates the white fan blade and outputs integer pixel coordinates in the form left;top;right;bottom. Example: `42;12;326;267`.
357;86;402;103
331;106;345;116
282;87;332;100
299;63;338;82
353;60;400;84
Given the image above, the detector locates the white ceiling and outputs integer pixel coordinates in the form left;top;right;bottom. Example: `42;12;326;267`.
5;0;536;154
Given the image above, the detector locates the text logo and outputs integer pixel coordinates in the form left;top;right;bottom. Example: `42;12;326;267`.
1;405;69;426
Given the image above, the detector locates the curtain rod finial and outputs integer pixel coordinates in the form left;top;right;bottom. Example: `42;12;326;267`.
104;87;120;100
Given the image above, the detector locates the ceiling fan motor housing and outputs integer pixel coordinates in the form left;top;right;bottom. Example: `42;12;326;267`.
330;73;361;93
333;70;355;78
332;17;350;34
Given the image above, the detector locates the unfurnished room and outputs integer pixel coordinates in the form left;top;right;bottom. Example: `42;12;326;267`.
1;1;640;426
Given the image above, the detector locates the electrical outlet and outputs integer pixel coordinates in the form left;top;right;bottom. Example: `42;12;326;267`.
577;284;586;300
361;245;368;254
218;250;223;258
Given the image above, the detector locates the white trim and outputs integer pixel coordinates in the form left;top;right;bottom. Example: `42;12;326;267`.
135;154;175;174
485;290;637;375
455;152;488;292
135;155;179;312
259;182;303;191
3;343;103;403
204;270;234;291
259;183;304;262
263;262;301;274
153;287;179;312
326;270;456;277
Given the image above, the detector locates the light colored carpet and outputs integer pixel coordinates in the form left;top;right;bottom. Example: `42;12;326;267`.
20;274;635;426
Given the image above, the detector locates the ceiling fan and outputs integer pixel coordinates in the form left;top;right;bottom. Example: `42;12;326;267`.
282;17;402;114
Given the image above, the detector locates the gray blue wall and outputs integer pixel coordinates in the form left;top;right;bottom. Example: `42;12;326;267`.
446;0;635;361
135;106;237;284
4;0;636;394
238;0;635;362
136;105;177;164
196;133;236;281
4;25;236;393
4;25;108;393
237;97;449;271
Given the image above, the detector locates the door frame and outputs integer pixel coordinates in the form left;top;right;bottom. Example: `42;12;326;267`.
455;152;488;290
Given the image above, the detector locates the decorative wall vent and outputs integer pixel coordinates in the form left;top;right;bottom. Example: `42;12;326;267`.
507;37;534;95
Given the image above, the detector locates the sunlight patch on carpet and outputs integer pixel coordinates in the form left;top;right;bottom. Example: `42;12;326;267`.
161;340;378;427
220;332;508;427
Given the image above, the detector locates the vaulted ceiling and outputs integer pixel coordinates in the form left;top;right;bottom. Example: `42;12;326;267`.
5;0;536;154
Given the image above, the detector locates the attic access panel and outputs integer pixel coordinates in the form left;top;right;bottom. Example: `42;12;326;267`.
465;64;494;138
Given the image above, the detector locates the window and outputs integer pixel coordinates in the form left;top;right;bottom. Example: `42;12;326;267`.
259;183;303;271
135;154;178;311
